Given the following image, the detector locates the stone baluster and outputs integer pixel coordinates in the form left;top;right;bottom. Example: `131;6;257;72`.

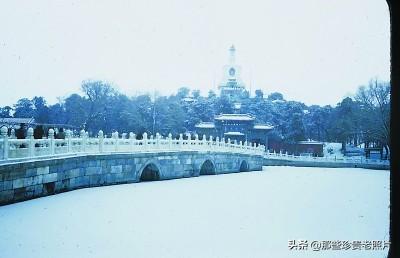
187;133;191;148
10;128;15;139
168;133;172;149
122;133;127;139
98;130;104;153
202;134;206;149
149;135;153;150
1;126;9;160
113;131;119;151
143;132;148;150
65;130;71;153
48;128;55;155
179;133;183;149
129;132;136;151
27;127;35;157
195;134;199;146
156;133;160;149
215;137;219;150
80;129;86;153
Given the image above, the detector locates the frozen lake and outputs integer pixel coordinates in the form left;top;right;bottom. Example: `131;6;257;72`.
0;166;389;258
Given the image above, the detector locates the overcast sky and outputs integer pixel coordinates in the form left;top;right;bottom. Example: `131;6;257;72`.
0;0;390;107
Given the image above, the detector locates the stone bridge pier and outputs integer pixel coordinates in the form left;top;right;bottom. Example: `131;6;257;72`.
0;151;263;205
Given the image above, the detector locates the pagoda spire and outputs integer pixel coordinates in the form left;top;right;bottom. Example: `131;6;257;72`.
229;45;236;64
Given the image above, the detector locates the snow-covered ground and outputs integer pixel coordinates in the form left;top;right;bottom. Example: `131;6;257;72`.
0;166;389;258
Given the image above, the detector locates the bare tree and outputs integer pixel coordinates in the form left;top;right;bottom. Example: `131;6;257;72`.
355;79;390;157
81;80;117;133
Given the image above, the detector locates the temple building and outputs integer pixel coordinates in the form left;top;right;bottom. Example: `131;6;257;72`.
195;45;273;147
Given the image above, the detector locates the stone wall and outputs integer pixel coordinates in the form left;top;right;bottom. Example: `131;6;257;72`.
0;151;263;205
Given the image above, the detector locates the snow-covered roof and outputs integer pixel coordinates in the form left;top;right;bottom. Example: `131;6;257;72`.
0;117;35;125
215;114;254;121
298;140;324;145
253;124;274;130
182;97;195;102
224;132;244;136
195;122;215;129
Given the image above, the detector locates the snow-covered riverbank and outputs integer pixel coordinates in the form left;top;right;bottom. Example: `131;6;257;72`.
0;166;389;258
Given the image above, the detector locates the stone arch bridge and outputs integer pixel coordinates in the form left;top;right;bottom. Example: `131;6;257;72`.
0;128;264;205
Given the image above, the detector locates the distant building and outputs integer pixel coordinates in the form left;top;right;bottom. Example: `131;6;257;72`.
195;46;273;148
196;113;273;146
0;117;78;139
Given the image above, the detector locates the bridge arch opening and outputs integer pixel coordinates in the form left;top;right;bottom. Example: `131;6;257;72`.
140;163;160;181
239;160;249;172
200;160;216;175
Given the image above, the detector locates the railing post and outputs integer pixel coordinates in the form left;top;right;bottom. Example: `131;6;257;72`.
129;132;136;152
156;133;160;149
66;130;72;153
113;131;119;152
48;128;55;155
168;133;173;149
149;135;154;150
187;133;191;149
179;133;183;149
10;128;15;139
195;134;199;147
143;132;148;151
98;130;104;153
80;129;86;153
1;126;9;160
26;127;35;157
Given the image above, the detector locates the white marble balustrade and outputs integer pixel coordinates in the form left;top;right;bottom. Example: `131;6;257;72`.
0;127;265;161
